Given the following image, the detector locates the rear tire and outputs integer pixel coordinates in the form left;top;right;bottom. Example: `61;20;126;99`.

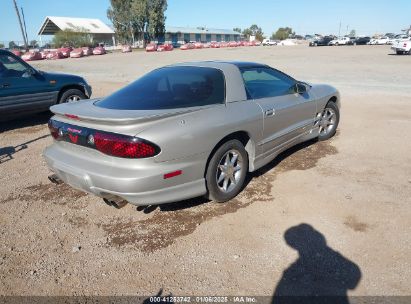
396;50;404;55
206;140;248;203
318;102;340;141
59;89;87;104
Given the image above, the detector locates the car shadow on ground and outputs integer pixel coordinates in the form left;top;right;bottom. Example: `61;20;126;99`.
252;138;319;178
136;139;319;214
0;111;52;133
0;134;50;164
272;224;362;304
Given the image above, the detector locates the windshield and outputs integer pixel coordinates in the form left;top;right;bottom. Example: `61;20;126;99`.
96;66;226;110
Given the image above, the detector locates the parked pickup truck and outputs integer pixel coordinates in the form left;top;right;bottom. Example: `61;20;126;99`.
391;38;411;55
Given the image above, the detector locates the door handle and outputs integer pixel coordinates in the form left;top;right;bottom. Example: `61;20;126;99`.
1;83;10;88
265;109;275;117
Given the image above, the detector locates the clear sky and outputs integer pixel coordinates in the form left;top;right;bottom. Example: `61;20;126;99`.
1;0;410;43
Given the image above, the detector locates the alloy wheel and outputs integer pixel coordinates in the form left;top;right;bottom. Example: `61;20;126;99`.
66;95;81;103
216;149;243;193
319;108;337;136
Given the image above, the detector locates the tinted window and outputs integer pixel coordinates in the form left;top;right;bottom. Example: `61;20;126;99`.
96;66;225;110
0;54;27;78
240;67;295;99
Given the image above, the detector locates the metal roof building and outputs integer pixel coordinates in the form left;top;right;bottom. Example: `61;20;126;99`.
162;26;241;43
37;17;241;45
38;16;115;45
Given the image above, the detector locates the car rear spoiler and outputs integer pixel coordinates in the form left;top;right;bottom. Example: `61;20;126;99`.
50;99;210;126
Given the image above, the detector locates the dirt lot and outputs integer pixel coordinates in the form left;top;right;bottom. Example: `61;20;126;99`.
0;45;410;299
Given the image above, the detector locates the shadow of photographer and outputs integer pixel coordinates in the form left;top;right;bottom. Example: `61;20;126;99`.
273;224;362;304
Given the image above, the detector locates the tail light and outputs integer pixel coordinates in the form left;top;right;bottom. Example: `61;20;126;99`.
94;132;159;159
48;119;160;159
48;120;60;139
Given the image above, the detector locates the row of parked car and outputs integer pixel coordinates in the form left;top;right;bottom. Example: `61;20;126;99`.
145;40;261;52
309;34;410;47
11;46;109;61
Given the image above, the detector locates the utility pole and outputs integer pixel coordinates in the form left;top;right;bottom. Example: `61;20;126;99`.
338;21;342;37
21;7;29;46
12;0;28;50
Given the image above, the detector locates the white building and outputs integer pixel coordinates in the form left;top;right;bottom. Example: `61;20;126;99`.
38;16;115;46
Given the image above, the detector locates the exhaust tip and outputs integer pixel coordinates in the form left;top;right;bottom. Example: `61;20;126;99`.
48;174;63;185
103;198;128;209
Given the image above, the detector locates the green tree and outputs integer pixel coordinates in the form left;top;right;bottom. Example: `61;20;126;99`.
30;40;38;48
273;27;294;40
233;27;241;33
108;0;167;44
131;0;149;42
242;28;252;39
52;28;92;48
0;43;4;48
147;0;167;41
242;24;264;41
108;0;135;43
349;29;356;37
9;41;17;49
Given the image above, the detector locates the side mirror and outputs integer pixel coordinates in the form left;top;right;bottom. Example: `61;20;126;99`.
295;83;307;94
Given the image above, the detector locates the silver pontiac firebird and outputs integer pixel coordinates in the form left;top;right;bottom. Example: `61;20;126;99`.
44;61;340;207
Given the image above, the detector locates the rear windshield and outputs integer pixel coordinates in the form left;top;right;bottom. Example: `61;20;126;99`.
96;66;225;110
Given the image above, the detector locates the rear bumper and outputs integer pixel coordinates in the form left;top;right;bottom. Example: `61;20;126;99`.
43;142;208;206
391;47;408;52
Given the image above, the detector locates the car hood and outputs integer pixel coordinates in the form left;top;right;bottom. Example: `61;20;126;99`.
40;71;85;84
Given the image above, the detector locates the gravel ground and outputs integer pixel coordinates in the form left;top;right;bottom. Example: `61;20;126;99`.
0;44;410;298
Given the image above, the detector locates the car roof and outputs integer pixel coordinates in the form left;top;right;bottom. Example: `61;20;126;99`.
0;49;12;55
169;60;269;70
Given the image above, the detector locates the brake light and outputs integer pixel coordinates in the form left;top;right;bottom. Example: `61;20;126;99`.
48;120;60;139
65;114;79;120
94;132;159;158
404;43;408;47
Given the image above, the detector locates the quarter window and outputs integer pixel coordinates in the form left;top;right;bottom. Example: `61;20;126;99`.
240;67;295;99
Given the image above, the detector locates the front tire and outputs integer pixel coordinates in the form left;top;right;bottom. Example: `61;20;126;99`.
318;102;340;141
59;88;87;104
206;140;248;203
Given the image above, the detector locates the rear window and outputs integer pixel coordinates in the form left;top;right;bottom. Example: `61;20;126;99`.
96;66;225;110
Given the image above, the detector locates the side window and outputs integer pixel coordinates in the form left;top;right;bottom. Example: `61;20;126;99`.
241;68;295;99
0;55;27;78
